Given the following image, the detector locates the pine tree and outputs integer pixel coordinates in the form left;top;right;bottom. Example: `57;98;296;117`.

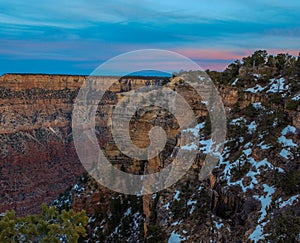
0;204;88;242
296;53;300;76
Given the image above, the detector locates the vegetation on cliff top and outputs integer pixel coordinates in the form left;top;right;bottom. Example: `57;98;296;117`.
208;50;300;85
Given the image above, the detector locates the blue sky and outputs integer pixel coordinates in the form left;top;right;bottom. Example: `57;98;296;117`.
0;0;299;75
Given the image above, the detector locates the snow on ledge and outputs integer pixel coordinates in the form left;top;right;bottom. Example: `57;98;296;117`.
245;84;265;93
168;231;184;243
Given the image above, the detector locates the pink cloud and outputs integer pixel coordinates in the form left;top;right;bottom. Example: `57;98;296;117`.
196;61;229;71
172;48;300;71
175;48;299;61
173;48;252;61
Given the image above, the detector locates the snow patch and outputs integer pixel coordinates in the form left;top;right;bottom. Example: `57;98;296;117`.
199;139;213;153
249;224;265;243
257;141;270;150
181;122;206;151
248;121;257;133
230;117;246;126
168;231;184;243
245;84;265;93
243;148;252;157
280;149;291;159
174;190;180;201
73;183;85;193
279;195;300;208
252;102;263;110
278;135;297;147
232;78;239;86
124;207;131;216
292;93;300;101
181;142;197;151
213;216;224;230
256;184;275;222
187;199;197;214
266;77;288;94
278;126;297;149
281;125;296;135
249;184;275;242
184;122;205;137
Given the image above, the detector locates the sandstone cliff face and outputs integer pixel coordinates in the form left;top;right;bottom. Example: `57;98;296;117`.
0;74;84;215
288;109;300;128
0;74;169;216
0;74;85;92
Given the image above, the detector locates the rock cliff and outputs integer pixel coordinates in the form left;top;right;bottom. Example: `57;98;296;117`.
0;73;169;216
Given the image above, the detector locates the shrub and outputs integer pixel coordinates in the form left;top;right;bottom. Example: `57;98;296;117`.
286;99;299;111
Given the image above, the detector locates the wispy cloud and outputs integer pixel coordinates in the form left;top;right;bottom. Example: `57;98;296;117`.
0;0;299;74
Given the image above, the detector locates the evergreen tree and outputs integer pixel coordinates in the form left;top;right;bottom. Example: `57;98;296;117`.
296;53;300;76
0;204;88;242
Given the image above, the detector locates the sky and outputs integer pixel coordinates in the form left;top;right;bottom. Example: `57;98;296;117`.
0;0;299;75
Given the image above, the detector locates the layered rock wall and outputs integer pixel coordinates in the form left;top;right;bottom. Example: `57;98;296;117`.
0;74;169;215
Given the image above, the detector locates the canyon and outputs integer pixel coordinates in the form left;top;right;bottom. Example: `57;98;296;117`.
0;73;254;216
0;73;172;216
0;71;299;242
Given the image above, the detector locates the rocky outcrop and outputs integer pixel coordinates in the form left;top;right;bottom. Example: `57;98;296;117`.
287;109;300;128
